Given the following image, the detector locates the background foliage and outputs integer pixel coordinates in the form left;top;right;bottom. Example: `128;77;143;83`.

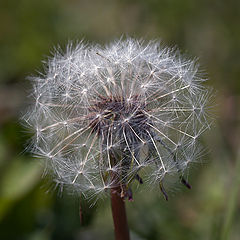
0;0;239;239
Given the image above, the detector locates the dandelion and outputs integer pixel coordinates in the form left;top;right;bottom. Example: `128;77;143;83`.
23;38;211;240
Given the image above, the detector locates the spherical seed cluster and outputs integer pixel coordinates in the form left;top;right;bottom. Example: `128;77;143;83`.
23;38;211;200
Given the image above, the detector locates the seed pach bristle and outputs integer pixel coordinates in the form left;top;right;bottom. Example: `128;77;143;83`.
23;38;212;200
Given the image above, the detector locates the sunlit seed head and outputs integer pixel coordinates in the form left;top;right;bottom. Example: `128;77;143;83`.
23;38;212;201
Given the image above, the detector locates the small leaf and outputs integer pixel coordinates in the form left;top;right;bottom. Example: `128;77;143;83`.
0;157;42;219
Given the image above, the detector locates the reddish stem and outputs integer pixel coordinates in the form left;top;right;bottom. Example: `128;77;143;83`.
111;186;130;240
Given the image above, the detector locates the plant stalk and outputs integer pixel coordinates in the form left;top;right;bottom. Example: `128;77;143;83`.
111;185;130;240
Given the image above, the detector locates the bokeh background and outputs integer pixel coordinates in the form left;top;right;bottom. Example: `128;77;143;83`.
0;0;239;239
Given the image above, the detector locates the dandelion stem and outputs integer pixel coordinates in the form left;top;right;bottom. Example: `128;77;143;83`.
110;173;130;240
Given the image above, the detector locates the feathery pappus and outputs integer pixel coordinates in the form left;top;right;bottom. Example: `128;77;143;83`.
23;38;212;201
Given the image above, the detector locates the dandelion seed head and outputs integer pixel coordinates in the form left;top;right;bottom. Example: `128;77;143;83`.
23;38;212;200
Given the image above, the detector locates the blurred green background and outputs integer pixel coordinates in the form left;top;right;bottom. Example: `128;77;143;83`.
0;0;239;239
